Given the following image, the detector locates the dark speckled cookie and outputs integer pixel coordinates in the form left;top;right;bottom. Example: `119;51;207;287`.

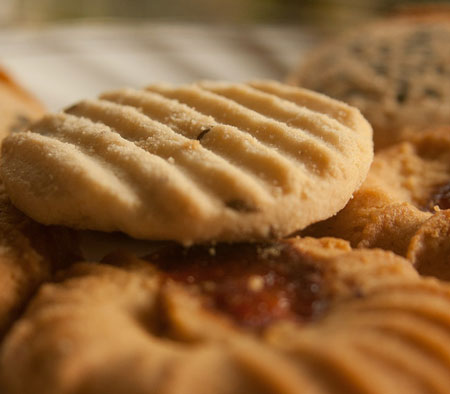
290;16;450;150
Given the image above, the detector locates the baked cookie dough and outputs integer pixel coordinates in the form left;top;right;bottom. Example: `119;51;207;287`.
303;128;450;275
0;180;79;337
290;16;450;150
6;236;446;394
0;67;44;142
1;80;372;244
408;210;450;281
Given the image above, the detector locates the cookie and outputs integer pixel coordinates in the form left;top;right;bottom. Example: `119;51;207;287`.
407;210;450;281
4;237;450;394
303;128;450;266
0;80;373;244
0;67;45;142
290;16;450;150
0;179;80;337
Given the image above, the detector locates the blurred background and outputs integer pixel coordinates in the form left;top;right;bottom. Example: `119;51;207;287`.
1;0;449;27
0;0;449;109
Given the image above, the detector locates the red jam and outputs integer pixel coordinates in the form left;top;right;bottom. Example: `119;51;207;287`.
145;242;326;330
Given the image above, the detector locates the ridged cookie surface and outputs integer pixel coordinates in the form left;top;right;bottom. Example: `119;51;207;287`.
1;80;372;244
4;237;449;394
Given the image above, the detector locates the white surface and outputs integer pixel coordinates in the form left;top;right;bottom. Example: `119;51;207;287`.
0;22;317;111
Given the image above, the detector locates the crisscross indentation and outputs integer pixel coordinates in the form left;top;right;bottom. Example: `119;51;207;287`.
145;83;345;176
198;81;350;149
32;113;220;227
99;89;304;192
249;80;367;134
65;99;273;209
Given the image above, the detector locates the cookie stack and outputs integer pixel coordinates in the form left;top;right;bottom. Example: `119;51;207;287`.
1;12;450;392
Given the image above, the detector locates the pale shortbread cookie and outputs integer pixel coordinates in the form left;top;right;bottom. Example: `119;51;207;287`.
1;80;372;244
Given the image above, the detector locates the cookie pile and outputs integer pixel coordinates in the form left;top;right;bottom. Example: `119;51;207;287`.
294;13;450;285
303;128;450;263
2;12;450;392
4;238;446;394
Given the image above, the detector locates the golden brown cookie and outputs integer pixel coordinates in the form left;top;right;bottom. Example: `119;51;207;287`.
0;80;372;244
303;128;450;266
0;180;80;337
5;237;447;394
0;67;44;142
407;210;450;281
290;16;450;150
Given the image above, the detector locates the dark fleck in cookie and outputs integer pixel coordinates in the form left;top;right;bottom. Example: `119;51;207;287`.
303;128;450;265
0;67;45;142
4;236;439;394
290;16;450;150
0;80;372;244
